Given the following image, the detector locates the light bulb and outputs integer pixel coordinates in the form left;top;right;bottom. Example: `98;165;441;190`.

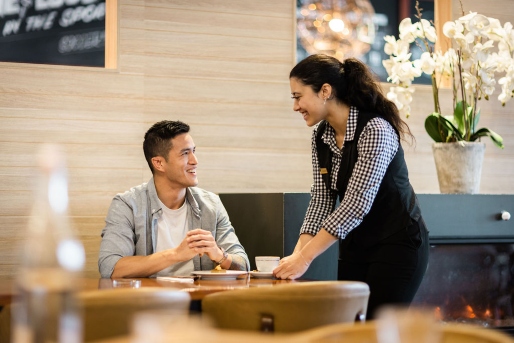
329;18;345;32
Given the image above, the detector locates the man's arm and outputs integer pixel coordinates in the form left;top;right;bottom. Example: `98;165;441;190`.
99;195;198;278
98;196;139;278
112;233;201;278
111;253;176;278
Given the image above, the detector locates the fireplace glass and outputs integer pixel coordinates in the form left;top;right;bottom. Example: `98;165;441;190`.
412;243;514;330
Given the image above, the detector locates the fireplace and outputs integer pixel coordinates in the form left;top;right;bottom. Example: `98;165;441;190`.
411;243;514;329
412;195;514;334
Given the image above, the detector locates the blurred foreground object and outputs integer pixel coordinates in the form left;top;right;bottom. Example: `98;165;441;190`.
11;144;85;343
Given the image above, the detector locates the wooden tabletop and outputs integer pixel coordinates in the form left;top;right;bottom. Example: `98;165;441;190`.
0;274;308;306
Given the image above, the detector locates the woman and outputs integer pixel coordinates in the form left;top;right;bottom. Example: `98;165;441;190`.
273;54;429;319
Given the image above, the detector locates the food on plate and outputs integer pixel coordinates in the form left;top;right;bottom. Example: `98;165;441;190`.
211;264;226;273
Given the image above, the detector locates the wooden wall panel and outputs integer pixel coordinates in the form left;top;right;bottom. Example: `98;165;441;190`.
145;6;292;40
0;0;513;281
144;55;291;82
0;0;146;279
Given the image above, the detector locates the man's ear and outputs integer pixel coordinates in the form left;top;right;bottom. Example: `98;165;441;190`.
151;157;165;172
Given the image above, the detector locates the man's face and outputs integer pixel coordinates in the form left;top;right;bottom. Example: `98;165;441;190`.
161;133;198;188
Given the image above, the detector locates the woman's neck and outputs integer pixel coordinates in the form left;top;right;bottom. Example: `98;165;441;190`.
325;102;351;148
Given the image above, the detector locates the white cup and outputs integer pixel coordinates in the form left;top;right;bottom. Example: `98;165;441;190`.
255;256;280;272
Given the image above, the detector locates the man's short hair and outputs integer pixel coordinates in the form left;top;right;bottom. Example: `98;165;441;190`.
143;120;190;173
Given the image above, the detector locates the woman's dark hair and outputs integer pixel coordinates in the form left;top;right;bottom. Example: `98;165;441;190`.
143;120;190;173
290;54;414;143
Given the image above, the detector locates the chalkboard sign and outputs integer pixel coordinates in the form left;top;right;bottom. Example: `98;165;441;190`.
0;0;105;67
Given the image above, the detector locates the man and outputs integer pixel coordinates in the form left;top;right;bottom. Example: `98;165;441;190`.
98;120;249;278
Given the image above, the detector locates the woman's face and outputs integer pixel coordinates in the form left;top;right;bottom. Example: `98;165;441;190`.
290;77;326;127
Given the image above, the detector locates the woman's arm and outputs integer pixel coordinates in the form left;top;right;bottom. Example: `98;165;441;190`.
293;233;315;253
320;117;399;239
274;229;337;279
300;126;337;237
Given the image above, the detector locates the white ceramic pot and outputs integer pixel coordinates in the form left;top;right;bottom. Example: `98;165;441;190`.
432;142;485;194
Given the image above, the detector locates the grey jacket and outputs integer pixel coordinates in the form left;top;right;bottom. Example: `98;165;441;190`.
98;178;249;278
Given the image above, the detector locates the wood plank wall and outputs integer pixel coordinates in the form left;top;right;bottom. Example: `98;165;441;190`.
0;0;512;279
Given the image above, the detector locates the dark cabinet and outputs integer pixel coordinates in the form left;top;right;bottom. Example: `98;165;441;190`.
219;193;339;280
220;193;514;282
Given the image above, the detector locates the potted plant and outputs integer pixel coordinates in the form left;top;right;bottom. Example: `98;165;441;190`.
382;1;513;193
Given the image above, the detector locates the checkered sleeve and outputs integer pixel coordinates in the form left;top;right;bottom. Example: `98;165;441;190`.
321;118;399;239
299;126;336;236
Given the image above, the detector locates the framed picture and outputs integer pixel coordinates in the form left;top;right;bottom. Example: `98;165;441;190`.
0;0;106;67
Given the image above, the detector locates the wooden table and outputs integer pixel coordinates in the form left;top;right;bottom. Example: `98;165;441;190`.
0;275;308;306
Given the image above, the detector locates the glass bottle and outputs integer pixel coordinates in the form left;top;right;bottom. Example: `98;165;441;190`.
11;144;85;343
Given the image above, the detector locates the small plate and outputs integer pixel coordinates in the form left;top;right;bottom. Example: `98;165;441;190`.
191;270;247;280
249;271;274;279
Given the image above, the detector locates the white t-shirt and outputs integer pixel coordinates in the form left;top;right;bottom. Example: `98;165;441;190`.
155;198;194;276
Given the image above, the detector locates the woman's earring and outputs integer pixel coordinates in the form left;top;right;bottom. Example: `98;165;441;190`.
323;98;327;105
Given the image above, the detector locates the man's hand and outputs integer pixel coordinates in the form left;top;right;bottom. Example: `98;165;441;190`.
174;234;201;262
112;229;222;278
273;251;311;280
186;229;223;262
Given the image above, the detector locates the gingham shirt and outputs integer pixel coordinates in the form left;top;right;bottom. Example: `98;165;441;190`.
300;107;399;239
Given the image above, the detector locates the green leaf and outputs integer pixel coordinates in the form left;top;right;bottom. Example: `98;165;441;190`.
425;113;444;142
473;108;481;132
453;101;466;132
470;128;504;149
438;115;464;141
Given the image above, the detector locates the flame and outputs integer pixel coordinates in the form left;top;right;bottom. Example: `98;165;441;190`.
484;309;492;318
434;307;443;321
465;305;476;319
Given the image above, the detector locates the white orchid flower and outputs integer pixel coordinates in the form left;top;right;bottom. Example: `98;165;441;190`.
399;18;418;43
468;14;490;37
491;52;514;73
487;18;504;41
478;68;497;95
387;86;414;118
384;38;410;57
498;91;510;104
499;75;514;104
383;6;514;126
418;51;436;75
452;31;473;49
462;72;478;93
498;39;513;55
496;22;514;53
443;21;464;38
433;50;454;78
488;17;502;31
473;40;494;62
419;19;437;42
458;12;479;27
382;58;395;75
389;60;420;84
383;35;397;55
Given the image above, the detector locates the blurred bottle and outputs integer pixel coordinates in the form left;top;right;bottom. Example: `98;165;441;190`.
11;144;85;343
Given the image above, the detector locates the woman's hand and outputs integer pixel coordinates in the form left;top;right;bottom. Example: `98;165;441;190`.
274;229;337;279
273;251;311;280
